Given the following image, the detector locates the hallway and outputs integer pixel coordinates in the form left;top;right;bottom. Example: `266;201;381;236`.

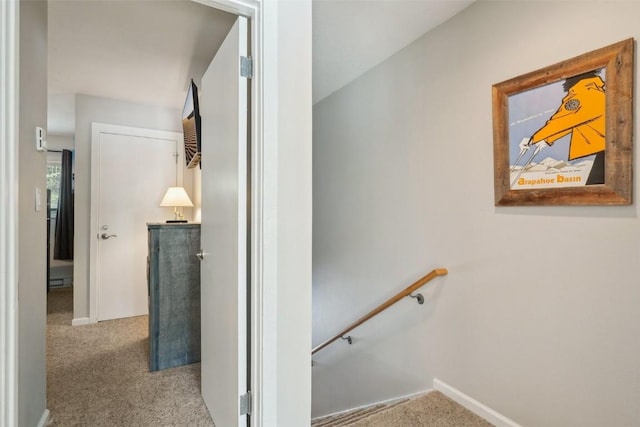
46;288;214;426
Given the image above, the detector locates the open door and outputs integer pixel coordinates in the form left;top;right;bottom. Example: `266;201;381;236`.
199;16;250;427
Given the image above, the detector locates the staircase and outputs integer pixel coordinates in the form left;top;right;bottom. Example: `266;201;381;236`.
311;270;495;426
311;391;494;426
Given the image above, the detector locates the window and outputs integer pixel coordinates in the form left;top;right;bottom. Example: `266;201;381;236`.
47;164;62;210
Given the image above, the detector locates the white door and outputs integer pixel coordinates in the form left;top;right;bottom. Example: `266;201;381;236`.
200;16;249;427
91;124;182;322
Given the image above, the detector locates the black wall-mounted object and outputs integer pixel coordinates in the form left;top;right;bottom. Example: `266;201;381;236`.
182;79;202;169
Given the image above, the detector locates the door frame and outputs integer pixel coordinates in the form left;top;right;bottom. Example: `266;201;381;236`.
0;1;19;425
1;1;312;426
89;122;183;323
195;1;279;425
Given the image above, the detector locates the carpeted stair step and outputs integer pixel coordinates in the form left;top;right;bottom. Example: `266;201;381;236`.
335;399;409;426
312;404;386;427
349;392;494;427
311;392;494;427
311;399;408;427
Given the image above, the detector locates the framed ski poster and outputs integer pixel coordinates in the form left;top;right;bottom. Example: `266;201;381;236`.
492;38;633;206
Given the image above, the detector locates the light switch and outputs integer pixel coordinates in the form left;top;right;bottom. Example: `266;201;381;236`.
35;187;42;212
35;126;46;151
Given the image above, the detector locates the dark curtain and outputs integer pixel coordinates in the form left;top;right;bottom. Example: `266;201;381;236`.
54;149;74;260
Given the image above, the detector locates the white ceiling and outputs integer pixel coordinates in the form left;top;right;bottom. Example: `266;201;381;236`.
47;0;474;136
47;0;236;135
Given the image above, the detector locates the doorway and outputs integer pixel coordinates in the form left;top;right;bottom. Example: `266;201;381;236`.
46;1;250;425
3;1;313;425
45;2;240;424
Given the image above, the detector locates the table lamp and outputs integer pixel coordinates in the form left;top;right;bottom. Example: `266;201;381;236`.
160;187;193;223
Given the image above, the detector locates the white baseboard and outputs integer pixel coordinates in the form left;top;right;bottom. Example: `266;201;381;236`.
37;409;50;427
433;378;521;427
71;317;90;326
313;388;432;420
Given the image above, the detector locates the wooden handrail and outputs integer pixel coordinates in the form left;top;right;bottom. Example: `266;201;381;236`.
312;268;448;355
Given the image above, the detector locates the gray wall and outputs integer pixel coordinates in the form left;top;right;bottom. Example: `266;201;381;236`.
312;1;640;425
73;94;183;321
18;1;48;425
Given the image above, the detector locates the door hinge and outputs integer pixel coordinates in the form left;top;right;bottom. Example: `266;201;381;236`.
240;391;252;416
240;56;253;79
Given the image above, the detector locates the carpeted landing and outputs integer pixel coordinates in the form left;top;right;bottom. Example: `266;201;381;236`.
46;288;214;426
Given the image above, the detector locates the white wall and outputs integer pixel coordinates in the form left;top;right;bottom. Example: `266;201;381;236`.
192;167;201;222
274;0;313;424
18;1;48;425
47;94;75;136
46;134;73;151
312;1;640;425
73;94;186;321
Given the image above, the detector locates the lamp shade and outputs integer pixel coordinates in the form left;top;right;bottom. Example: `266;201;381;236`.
160;187;193;207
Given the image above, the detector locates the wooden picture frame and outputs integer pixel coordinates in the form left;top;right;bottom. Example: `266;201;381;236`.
492;38;634;206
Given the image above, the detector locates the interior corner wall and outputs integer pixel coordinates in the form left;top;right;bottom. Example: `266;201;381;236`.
73;95;183;321
312;1;640;425
46;134;74;151
18;0;48;425
192;167;202;222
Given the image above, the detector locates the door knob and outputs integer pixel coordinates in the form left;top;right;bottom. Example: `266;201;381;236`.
100;233;118;240
196;249;205;260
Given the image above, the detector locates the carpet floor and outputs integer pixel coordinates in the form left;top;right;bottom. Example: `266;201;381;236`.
49;288;492;426
46;288;214;426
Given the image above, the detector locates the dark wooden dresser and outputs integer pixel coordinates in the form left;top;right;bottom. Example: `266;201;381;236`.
147;223;201;371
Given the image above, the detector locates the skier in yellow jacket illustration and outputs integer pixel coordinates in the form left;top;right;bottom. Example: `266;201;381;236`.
526;71;606;185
